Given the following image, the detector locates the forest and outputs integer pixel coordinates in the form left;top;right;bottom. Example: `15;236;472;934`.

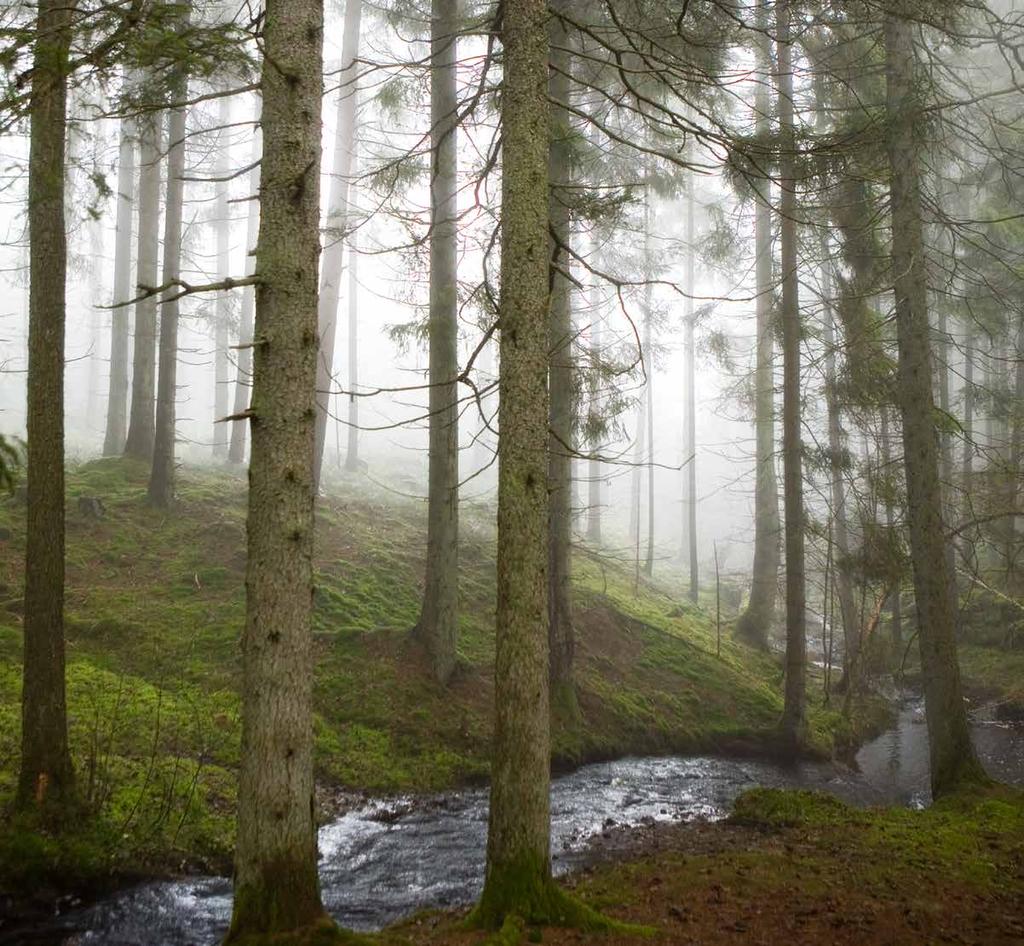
1;0;1024;943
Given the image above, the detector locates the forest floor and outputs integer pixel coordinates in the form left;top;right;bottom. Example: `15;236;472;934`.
402;787;1024;946
0;458;1018;938
0;457;883;902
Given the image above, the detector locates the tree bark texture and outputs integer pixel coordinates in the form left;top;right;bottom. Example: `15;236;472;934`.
736;5;780;647
476;0;556;924
548;0;575;692
415;0;460;685
148;49;188;509
226;0;329;937
776;0;808;749
883;4;985;798
103;110;136;457
17;0;77;819
124;111;162;461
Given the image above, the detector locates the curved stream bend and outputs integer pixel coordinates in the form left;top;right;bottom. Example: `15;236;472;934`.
53;697;1024;944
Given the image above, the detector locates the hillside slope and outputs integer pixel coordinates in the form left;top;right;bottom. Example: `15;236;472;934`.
0;458;805;884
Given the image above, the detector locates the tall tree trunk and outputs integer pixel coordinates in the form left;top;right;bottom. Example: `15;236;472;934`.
228;126;262;466
475;0;557;924
630;172;654;570
314;0;362;488
642;186;655;581
684;168;698;601
213;92;232;459
345;208;360;471
103;107;136;457
936;306;961;609
962;317;975;481
776;0;807;749
735;13;779;646
225;0;330;937
628;396;645;548
821;249;859;689
148;43;188;508
1007;318;1024;588
548;1;575;691
642;273;655;579
17;0;77;819
586;235;602;545
414;0;460;685
880;405;903;648
983;336;996;456
124;111;162;461
883;4;985;798
86;195;105;435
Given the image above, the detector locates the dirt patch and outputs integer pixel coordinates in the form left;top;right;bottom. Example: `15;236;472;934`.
576;605;647;671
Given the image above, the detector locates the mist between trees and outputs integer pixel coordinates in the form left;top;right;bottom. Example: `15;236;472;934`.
2;0;1024;942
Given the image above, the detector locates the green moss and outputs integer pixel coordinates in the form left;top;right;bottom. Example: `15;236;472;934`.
468;853;634;934
0;458;874;895
227;855;335;944
0;813;119;892
481;915;526;946
225;914;379;946
731;788;856;828
958;643;1024;706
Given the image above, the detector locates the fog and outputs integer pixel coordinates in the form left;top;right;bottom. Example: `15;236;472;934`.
1;0;1023;603
0;5;774;592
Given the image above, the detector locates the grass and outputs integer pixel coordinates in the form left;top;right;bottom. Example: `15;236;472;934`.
400;786;1024;945
958;643;1024;712
0;457;941;901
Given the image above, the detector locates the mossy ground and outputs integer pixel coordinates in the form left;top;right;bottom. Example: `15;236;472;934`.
0;457;997;910
400;786;1024;945
958;643;1024;713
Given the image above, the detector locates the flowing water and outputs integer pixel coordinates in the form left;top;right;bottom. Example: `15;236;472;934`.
17;695;1024;945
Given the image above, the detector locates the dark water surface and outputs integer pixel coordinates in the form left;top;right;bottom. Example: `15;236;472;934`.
23;696;1024;945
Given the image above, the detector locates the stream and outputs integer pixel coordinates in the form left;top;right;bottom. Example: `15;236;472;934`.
17;695;1024;945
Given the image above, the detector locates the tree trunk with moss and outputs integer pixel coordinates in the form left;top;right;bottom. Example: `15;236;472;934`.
735;3;778;648
475;0;557;925
883;4;985;798
313;0;362;488
415;0;460;685
124;111;162;461
17;0;77;820
225;0;330;939
228;127;261;467
148;33;188;508
103;105;135;457
776;0;807;749
548;0;575;694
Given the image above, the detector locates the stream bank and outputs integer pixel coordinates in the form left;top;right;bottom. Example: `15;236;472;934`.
7;693;1019;946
